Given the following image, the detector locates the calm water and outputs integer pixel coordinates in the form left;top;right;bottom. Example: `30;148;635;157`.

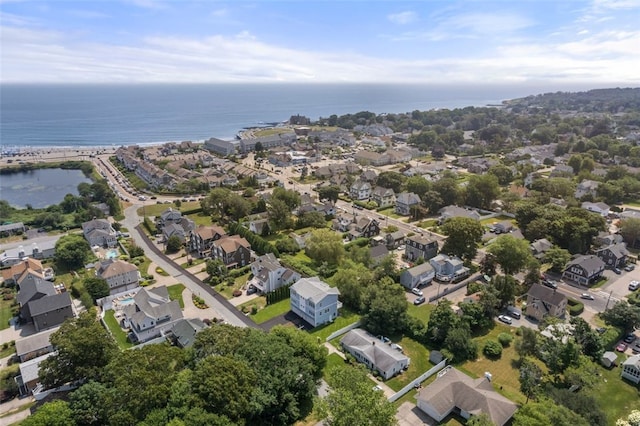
0;168;91;209
0;83;584;148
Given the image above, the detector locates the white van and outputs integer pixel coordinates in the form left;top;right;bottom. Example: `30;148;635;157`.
629;281;640;291
506;306;522;319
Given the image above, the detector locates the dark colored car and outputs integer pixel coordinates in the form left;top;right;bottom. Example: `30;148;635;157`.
625;264;636;272
613;267;622;275
543;279;558;289
624;333;636;344
246;285;258;295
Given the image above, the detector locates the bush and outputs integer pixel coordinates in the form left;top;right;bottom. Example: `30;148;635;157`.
466;281;484;296
497;333;513;347
567;298;584;316
232;290;242;297
251;305;258;315
483;340;503;358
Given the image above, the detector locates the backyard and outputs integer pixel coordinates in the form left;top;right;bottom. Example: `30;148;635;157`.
309;308;360;341
248;298;291;324
385;337;434;391
103;310;133;349
0;293;16;331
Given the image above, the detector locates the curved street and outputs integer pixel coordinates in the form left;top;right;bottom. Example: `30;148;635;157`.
120;205;255;328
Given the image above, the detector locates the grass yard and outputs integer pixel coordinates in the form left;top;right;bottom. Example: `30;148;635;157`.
595;361;640;424
407;302;435;324
459;324;526;404
186;213;213;227
378;207;405;220
180;258;206;268
167;284;185;308
386;337;434;391
136;201;200;217
103;310;133;349
416;219;438;229
249;298;291;324
480;215;516;226
0;296;17;331
0;341;16;358
309;308;361;341
323;353;346;378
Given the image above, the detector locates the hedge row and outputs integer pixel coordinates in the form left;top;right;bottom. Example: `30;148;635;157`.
228;222;280;257
265;283;292;305
567;298;584;316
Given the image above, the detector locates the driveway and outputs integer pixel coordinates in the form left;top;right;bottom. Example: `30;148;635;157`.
395;401;437;426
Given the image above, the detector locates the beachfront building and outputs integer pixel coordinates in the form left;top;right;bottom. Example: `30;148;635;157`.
204;137;237;157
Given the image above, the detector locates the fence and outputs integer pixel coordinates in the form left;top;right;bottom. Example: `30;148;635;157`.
428;279;472;302
387;359;447;403
324;320;362;342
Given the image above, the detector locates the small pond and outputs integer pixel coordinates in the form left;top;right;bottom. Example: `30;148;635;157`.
0;168;92;209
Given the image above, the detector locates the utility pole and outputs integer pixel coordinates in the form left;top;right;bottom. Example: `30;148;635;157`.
605;290;613;311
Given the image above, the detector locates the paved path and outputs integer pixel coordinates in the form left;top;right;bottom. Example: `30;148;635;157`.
0;396;34;424
121;205;256;328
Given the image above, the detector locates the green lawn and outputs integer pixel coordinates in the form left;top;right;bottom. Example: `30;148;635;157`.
323;353;346;378
480;215;516;226
309;308;361;341
136;201;200;217
186;213;213;227
0;296;16;331
103;310;133;349
249;298;291;324
180;258;206;268
167;284;185;308
0;341;16;358
386;337;434;391
595;360;640;424
407;302;435;324
459;324;526;404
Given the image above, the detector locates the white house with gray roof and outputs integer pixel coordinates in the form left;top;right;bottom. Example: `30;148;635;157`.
82;218;117;248
248;253;301;294
622;354;640;384
96;259;140;296
290;277;340;327
340;328;410;379
122;286;183;343
400;263;435;290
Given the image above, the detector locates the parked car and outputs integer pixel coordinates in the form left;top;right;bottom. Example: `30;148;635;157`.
596;327;607;334
414;296;426;305
411;288;423;296
498;315;513;325
624;333;636;344
580;293;595;300
246;285;258;295
625;264;636;272
506;306;521;319
613;267;622;275
616;342;628;352
372;385;383;392
543;279;558;289
150;196;157;200
629;281;640;291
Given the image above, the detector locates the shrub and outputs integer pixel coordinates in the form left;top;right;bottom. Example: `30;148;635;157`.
567;298;584;316
497;333;513;347
466;281;484;296
483;340;503;358
232;290;242;297
251;305;258;315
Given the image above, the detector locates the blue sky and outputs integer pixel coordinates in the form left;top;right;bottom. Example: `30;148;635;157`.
1;0;639;85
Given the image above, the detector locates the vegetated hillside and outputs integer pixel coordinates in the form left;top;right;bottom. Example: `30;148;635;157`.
507;87;640;113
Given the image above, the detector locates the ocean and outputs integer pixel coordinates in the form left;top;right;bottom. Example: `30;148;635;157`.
0;83;585;149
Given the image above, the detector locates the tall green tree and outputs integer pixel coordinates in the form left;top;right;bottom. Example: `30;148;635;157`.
165;235;182;253
39;311;118;387
361;277;408;336
601;301;640;331
318;364;397;426
55;234;92;269
487;234;532;275
331;262;374;310
440;217;484;261
619;218;640;247
69;381;113;426
513;399;590;426
268;198;294;231
465;174;500;210
317;185;341;203
543;246;572;273
305;229;345;265
427;299;460;345
83;277;110;302
519;358;543;403
21;400;75;426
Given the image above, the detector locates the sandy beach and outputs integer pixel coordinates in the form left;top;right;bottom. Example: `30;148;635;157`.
0;146;119;167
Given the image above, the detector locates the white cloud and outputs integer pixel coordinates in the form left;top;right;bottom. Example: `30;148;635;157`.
388;11;417;25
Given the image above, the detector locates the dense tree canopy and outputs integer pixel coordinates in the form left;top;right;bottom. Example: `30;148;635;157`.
55;234;92;269
487;234;533;275
305;228;345;265
440;217;484;261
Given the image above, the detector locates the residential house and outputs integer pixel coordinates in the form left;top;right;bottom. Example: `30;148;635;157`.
371;187;395;208
595;243;628;269
17;271;73;332
438;205;481;223
353;150;388;166
82;218;117;248
385;230;405;249
350;180;372;201
0;237;58;267
248;253;301;294
347;217;380;240
493;220;514;234
290;277;340;327
188;225;227;258
594;231;624;248
582;201;610;217
416;366;517;426
400;263;435;290
621;354;640;384
562;255;606;286
525;283;568;321
15;327;58;362
395;192;421;216
0;222;26;236
162;219;195;243
530;238;553;260
430;254;470;282
574;180;600;199
167;318;207;348
360;169;378;182
156;208;183;228
95;259;140;296
340;328;410;380
248;218;270;236
1;258;44;285
204;137;237;156
17;353;54;396
405;235;438;262
621;208;640;220
122;286;184;343
369;245;389;265
211;235;252;268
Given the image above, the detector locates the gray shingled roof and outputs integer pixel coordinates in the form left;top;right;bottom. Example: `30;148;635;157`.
527;283;566;306
405;262;434;278
417;367;517;426
28;292;72;316
15;327;58;358
291;277;339;303
567;255;605;276
17;274;56;306
340;329;409;374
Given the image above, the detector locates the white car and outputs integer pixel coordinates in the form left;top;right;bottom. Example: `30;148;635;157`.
411;288;423;296
498;315;513;325
580;293;595;300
